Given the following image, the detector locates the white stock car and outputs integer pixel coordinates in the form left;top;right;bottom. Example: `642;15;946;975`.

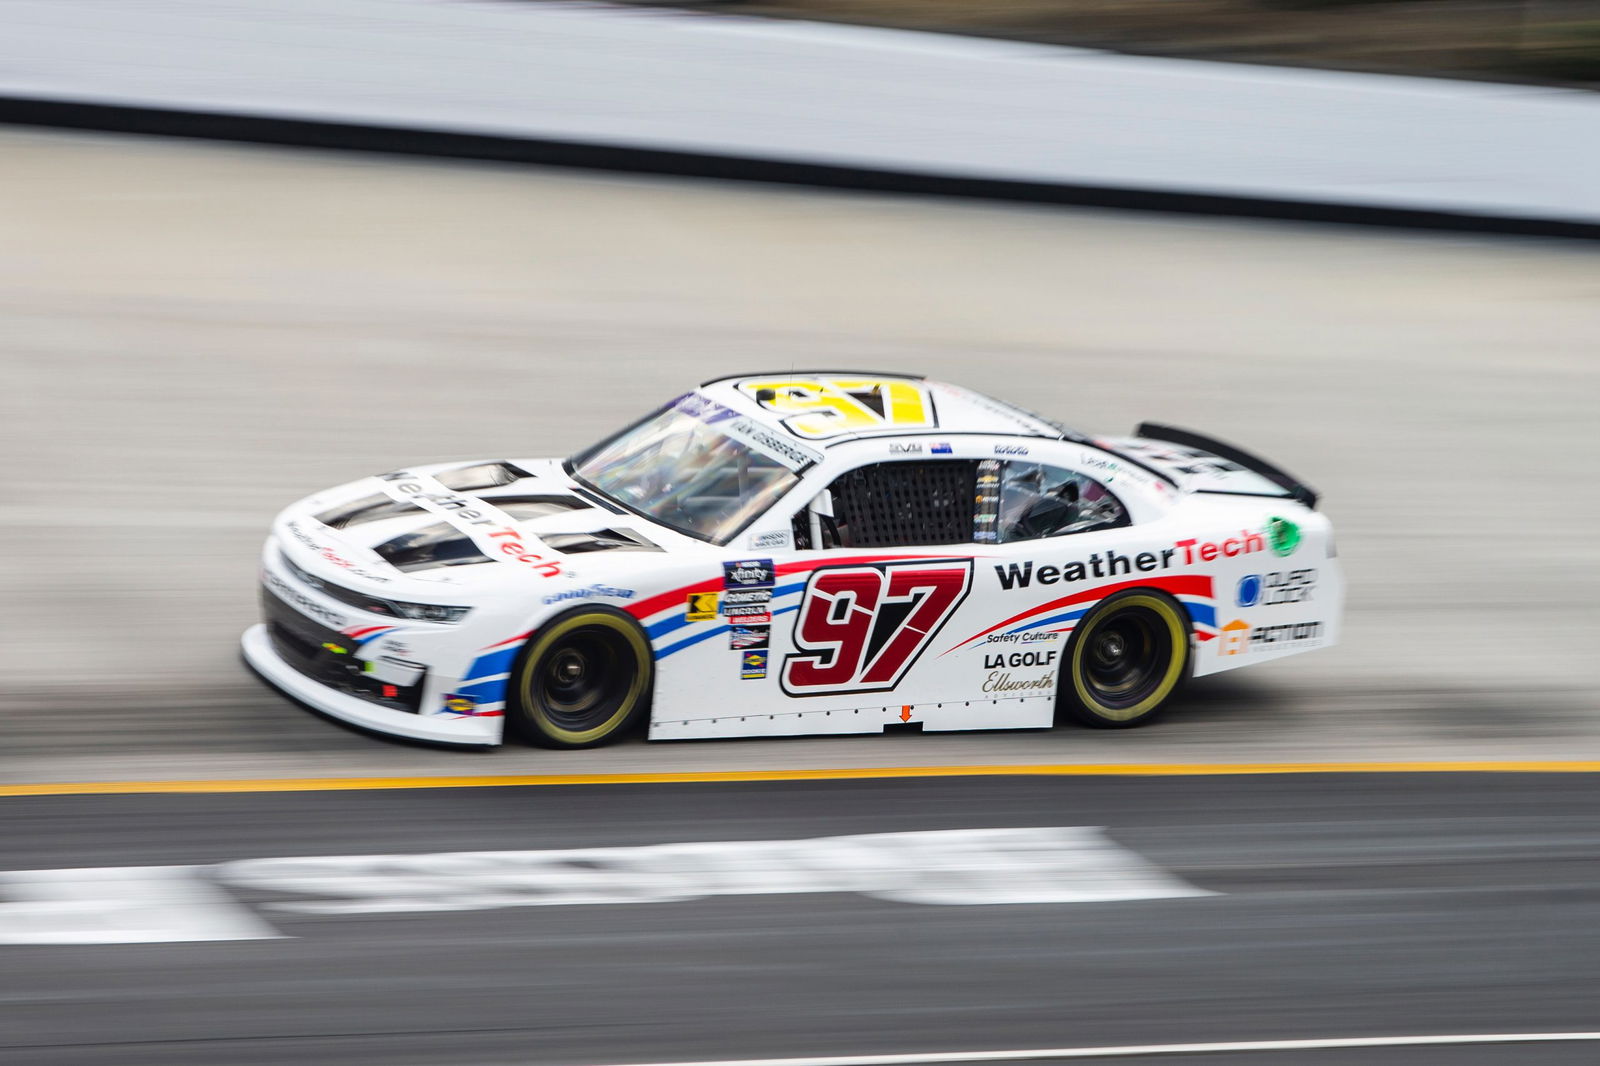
242;373;1342;748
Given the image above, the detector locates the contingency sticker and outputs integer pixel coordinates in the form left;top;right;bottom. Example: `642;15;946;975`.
729;625;770;651
686;591;720;621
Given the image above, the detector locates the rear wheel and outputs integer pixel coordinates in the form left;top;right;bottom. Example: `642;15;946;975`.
507;608;652;748
1059;590;1189;728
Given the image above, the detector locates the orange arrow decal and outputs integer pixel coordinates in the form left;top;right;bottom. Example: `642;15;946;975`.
900;706;913;722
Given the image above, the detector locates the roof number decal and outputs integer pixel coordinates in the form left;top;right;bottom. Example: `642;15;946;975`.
738;377;936;440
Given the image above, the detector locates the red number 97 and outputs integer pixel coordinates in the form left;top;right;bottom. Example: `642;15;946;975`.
782;560;972;696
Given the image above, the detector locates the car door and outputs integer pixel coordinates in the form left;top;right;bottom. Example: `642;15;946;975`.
763;453;1045;733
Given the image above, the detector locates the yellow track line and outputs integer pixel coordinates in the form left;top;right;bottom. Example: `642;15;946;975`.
2;761;1599;797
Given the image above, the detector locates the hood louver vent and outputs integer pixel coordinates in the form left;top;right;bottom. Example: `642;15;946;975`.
373;523;493;573
434;462;532;492
542;528;662;554
485;496;586;522
317;495;423;530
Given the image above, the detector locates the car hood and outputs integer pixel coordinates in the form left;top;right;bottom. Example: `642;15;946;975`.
273;458;695;599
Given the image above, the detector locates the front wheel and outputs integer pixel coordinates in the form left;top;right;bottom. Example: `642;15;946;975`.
1059;590;1189;728
506;608;653;748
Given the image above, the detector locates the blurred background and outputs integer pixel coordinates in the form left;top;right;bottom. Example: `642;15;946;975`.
2;1;1599;1064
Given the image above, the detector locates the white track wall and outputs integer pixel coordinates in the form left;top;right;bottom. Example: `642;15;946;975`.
4;0;1599;227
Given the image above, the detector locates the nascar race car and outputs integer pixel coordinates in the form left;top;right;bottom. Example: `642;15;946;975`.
242;373;1342;748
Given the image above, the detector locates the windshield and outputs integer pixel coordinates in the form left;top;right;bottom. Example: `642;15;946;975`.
570;394;813;544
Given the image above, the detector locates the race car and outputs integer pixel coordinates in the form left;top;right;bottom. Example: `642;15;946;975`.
242;372;1342;748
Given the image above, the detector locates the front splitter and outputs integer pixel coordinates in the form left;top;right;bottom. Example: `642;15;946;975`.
241;624;501;746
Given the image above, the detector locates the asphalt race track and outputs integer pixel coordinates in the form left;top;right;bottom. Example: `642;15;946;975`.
4;773;1600;1066
3;126;1599;782
2;126;1599;1065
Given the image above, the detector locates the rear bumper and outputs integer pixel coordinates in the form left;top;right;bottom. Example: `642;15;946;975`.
242;624;501;746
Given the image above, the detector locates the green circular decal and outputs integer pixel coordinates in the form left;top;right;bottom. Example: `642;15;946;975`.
1267;516;1301;557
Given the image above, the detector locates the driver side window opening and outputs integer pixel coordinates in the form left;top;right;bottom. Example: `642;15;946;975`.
794;460;978;549
993;461;1129;542
788;457;1130;550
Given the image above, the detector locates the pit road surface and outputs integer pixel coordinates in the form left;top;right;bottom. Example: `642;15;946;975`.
4;774;1600;1066
2;126;1598;783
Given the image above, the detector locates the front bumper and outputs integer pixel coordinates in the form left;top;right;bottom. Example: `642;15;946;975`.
242;624;501;745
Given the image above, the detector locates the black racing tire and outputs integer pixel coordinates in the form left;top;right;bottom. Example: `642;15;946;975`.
506;607;653;749
1058;589;1189;729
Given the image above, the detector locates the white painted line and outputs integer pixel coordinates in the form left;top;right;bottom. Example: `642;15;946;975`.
0;866;281;944
221;827;1211;916
592;1032;1600;1066
0;829;1207;943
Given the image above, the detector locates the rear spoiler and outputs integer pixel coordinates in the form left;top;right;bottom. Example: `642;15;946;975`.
1134;422;1319;510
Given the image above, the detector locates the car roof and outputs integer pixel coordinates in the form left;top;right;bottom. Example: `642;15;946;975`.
697;371;1087;446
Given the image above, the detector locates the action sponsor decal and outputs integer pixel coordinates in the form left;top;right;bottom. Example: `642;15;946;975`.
782;559;973;697
728;625;769;651
1251;620;1322;649
685;591;720;622
737;377;936;440
930;441;953;455
376;471;563;578
1237;569;1315;607
1218;618;1323;656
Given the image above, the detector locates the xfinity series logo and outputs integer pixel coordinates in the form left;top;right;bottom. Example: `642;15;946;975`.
723;559;775;588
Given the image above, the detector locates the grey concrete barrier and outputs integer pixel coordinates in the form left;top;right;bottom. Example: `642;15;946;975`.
4;0;1599;236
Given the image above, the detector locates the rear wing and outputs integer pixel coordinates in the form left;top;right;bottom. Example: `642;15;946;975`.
1133;423;1319;510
